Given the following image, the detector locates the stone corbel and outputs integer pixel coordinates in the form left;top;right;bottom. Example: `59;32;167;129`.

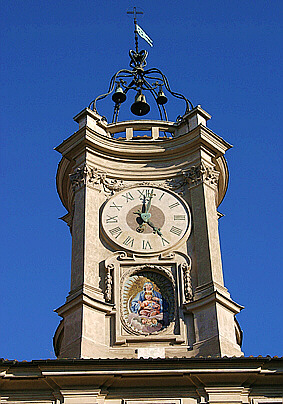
183;162;220;190
69;163;90;191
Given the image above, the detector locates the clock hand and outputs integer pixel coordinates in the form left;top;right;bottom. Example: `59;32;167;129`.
134;208;146;232
142;195;146;213
136;222;145;233
134;206;161;235
147;220;162;236
145;189;154;214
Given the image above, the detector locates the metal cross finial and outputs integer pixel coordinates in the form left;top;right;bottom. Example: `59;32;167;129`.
127;7;143;53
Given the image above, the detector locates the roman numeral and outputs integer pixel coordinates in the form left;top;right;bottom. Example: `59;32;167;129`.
169;202;179;209
174;215;185;221
110;202;122;211
142;240;152;250
159;192;165;201
106;215;118;223
121;192;134;202
123;236;134;247
170;226;182;236
161;237;170;246
137;189;152;199
109;226;122;239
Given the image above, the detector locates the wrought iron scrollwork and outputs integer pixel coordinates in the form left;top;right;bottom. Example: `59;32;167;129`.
89;49;193;123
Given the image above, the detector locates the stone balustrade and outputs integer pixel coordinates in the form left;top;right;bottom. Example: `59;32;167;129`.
73;105;211;140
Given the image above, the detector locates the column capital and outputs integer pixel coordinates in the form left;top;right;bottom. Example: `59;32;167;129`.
183;162;220;190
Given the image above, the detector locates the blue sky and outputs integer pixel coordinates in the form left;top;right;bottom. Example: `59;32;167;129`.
1;0;282;360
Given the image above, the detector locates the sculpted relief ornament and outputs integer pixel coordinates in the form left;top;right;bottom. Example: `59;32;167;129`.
181;261;193;302
69;164;187;197
69;162;219;198
69;163;124;195
183;162;220;189
105;263;114;302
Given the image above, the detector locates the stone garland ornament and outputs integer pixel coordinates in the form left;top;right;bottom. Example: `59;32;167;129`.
105;263;114;302
69;163;124;195
70;165;187;197
134;179;186;196
69;162;219;199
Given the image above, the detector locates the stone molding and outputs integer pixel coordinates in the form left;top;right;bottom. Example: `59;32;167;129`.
183;162;220;189
105;250;193;307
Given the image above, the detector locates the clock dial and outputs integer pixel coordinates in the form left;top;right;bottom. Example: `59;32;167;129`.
102;186;191;254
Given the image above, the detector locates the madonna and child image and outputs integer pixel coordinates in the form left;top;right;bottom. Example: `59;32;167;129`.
123;271;175;334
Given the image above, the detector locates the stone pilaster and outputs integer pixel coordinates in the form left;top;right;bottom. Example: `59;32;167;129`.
184;162;223;291
55;163;115;358
183;162;243;356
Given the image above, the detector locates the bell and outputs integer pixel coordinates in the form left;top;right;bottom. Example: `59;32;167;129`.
112;84;126;104
156;87;168;105
131;92;150;116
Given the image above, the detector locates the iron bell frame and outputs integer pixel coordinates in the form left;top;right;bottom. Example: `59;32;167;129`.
89;49;194;123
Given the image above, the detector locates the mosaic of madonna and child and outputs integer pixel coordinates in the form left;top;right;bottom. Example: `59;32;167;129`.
123;271;175;334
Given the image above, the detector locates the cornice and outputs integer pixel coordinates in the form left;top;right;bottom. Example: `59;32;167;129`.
2;356;283;366
55;293;114;317
55;121;231;213
55;123;232;162
184;290;244;314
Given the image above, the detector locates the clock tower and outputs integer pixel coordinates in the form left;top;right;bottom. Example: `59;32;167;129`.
53;40;243;359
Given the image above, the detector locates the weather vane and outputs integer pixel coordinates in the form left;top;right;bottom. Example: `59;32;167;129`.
89;8;193;123
127;7;153;52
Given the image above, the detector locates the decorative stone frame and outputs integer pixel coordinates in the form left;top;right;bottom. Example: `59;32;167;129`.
120;264;178;336
104;251;192;346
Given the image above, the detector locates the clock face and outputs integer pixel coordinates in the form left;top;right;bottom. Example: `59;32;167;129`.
101;186;191;254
